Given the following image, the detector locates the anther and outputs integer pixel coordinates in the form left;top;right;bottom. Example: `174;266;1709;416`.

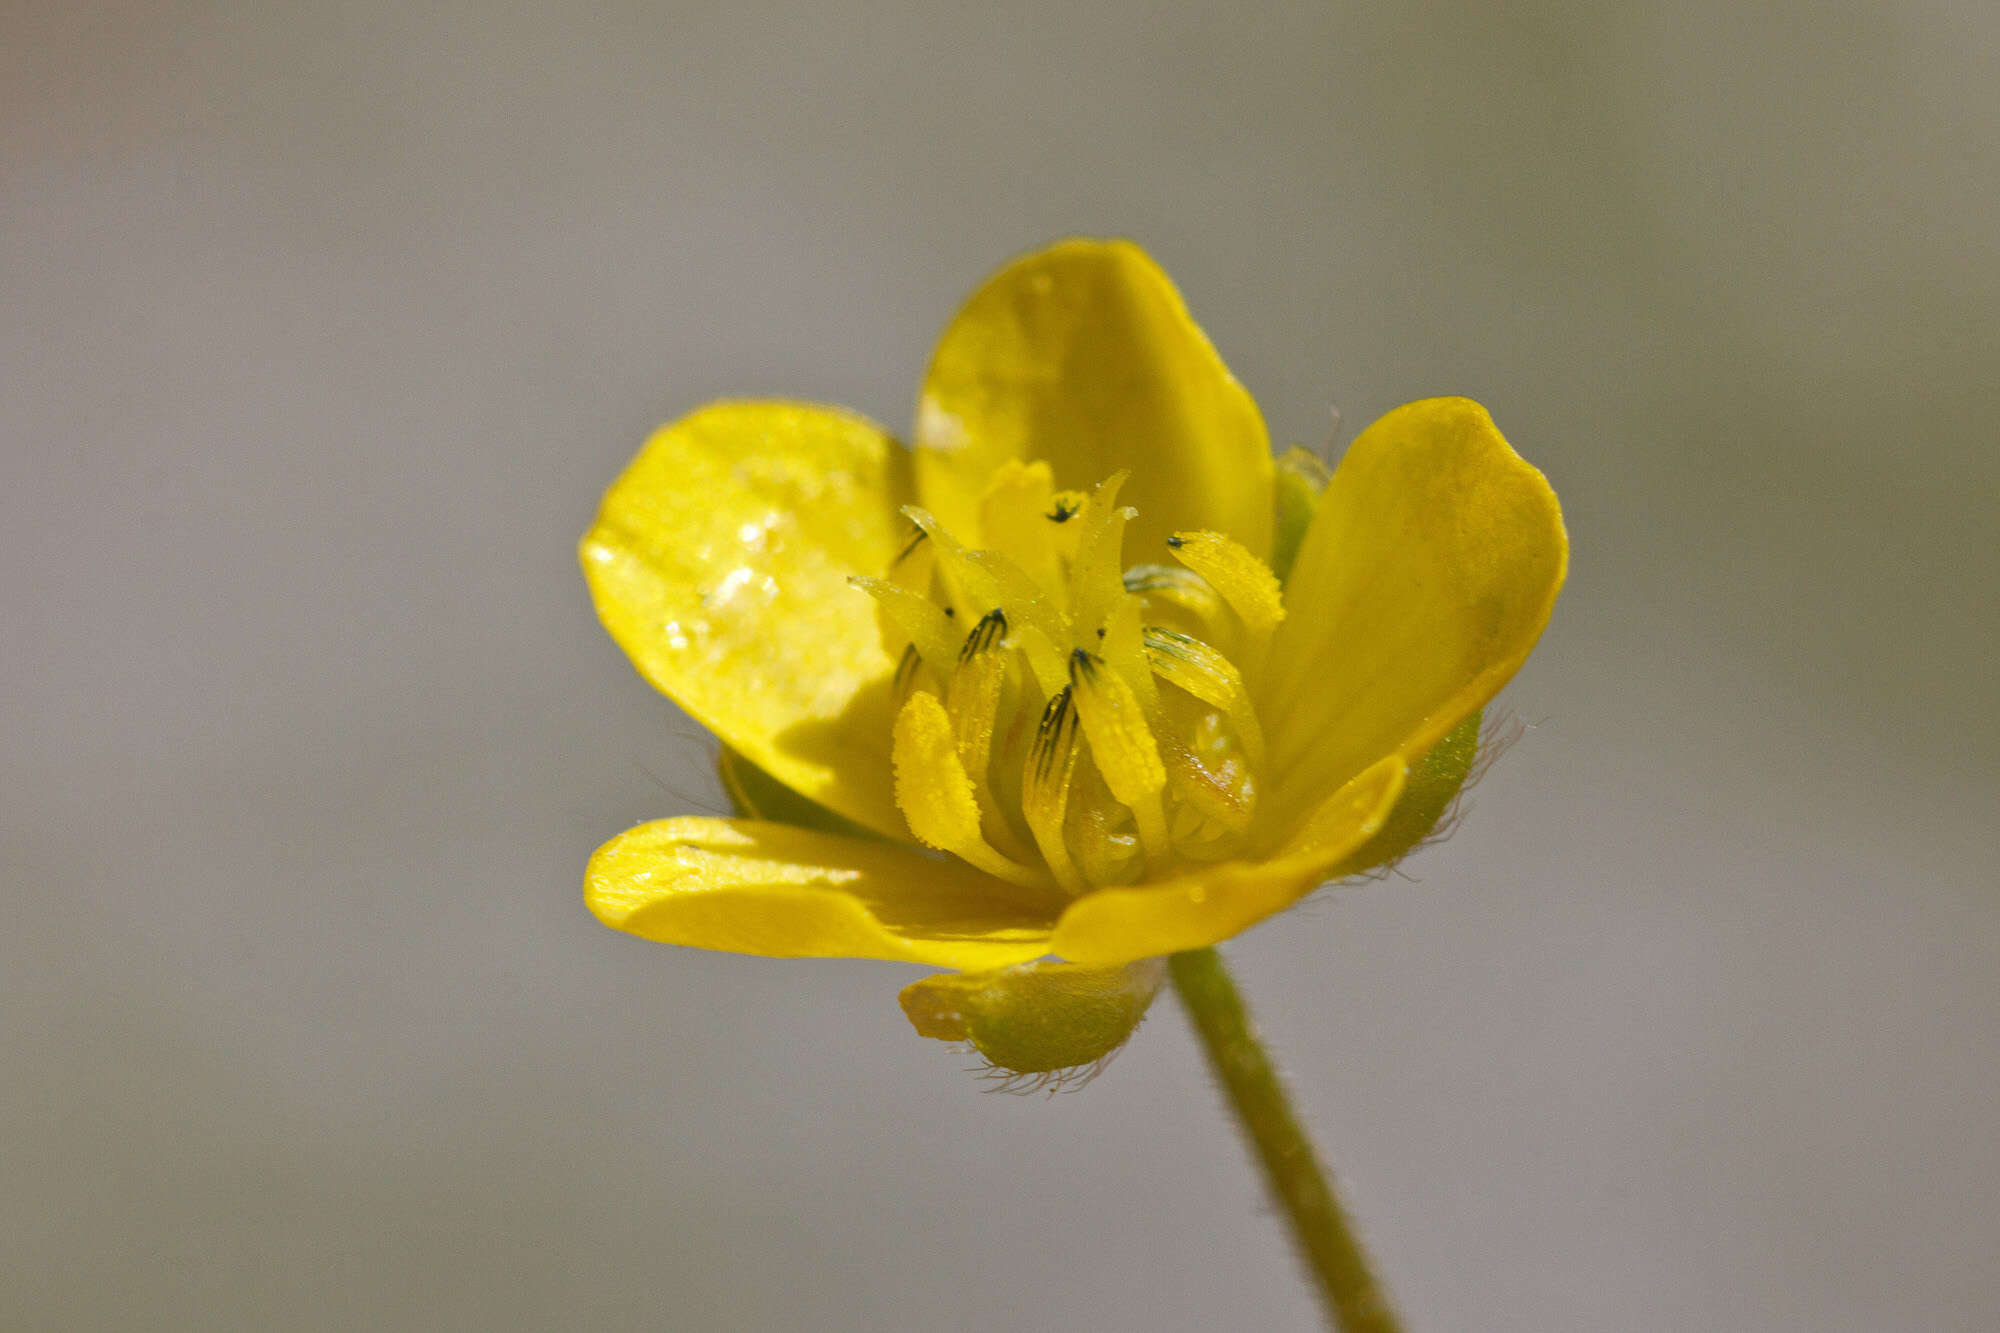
1167;530;1284;675
852;575;959;675
1021;687;1086;893
892;525;930;565
957;607;1007;662
1066;648;1172;868
892;642;926;700
1142;627;1266;770
948;609;1034;865
1068;474;1134;641
1123;563;1225;629
893;690;1043;888
904;504;1068;693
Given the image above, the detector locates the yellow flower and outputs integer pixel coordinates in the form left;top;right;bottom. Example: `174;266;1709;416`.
580;240;1566;1075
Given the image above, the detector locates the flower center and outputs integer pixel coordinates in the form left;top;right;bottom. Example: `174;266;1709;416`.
853;464;1284;894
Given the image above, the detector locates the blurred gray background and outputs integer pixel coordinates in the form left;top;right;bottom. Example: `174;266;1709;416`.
5;2;1996;1329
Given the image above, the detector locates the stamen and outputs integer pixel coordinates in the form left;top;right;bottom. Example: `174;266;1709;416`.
1066;649;1171;868
1162;739;1256;834
1153;680;1258;854
976;460;1062;596
904;506;1069;694
1143;627;1267;770
851;575;959;675
1098;596;1162;718
956;605;1007;663
1069;767;1144;886
1123;564;1225;628
874;524;938;648
948;609;1036;864
891;642;933;702
1068;473;1134;642
1166;530;1285;671
1020;687;1087;894
890;522;930;570
892;690;1044;887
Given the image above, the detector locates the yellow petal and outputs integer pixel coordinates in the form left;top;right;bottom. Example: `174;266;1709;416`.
1261;398;1567;818
586;817;1057;970
1050;755;1407;964
915;239;1274;559
581;401;912;839
899;958;1166;1077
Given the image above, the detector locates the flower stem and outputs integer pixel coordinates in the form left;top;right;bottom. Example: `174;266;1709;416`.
1169;946;1404;1333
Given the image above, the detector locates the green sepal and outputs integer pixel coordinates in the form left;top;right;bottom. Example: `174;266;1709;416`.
1332;710;1482;877
717;745;881;840
1270;445;1332;587
899;958;1167;1077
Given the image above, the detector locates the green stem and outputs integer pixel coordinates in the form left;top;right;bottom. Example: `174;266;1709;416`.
1169;947;1404;1333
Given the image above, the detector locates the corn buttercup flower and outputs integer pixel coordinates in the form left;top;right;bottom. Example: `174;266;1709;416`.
581;239;1566;1079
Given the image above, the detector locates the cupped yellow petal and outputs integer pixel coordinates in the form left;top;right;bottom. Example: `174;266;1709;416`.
915;239;1274;559
1260;399;1567;821
586;818;1059;970
581;402;913;839
899;957;1166;1078
1050;755;1407;964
